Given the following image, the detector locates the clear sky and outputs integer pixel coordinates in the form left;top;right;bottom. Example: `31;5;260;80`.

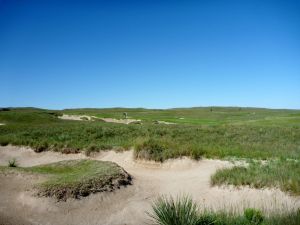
1;0;299;109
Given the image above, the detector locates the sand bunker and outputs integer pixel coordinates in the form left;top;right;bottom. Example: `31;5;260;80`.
154;120;176;125
58;114;93;121
100;117;142;124
59;114;141;124
0;146;299;225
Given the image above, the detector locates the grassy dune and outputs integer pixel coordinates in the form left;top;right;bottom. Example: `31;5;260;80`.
1;159;131;200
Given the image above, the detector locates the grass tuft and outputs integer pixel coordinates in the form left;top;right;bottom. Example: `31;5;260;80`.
149;195;200;225
8;158;18;167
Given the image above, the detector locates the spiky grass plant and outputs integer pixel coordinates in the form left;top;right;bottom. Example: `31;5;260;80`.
8;158;18;167
148;195;201;225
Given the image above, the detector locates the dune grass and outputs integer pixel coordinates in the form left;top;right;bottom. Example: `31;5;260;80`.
0;108;299;161
0;159;131;200
211;159;300;195
149;195;300;225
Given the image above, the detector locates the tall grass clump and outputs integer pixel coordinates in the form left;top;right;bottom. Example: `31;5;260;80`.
149;195;200;225
8;158;18;167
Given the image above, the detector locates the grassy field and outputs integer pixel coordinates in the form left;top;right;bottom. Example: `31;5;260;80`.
0;107;299;160
62;107;300;126
0;107;299;195
0;159;131;200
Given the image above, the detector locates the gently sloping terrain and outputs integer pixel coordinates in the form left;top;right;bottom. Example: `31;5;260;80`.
1;109;299;160
1;159;132;201
0;146;299;225
59;114;141;124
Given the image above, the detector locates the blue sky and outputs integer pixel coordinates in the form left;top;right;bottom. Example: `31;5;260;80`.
1;0;299;109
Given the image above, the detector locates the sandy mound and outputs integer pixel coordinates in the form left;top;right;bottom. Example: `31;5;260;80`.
0;146;299;225
59;114;141;124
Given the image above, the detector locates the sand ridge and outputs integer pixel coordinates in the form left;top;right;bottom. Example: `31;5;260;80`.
0;146;299;225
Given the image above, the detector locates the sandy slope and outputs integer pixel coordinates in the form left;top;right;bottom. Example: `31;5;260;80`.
0;146;299;225
59;114;141;124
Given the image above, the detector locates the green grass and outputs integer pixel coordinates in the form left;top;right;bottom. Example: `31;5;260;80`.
149;195;200;225
211;159;300;195
0;159;131;200
61;107;300;126
1;107;300;195
149;195;300;225
1;108;299;161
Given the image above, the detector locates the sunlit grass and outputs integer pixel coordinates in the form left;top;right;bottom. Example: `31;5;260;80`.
148;195;300;225
211;159;300;195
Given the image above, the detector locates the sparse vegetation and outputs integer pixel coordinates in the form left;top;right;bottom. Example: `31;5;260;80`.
149;195;300;225
1;159;131;201
211;159;300;195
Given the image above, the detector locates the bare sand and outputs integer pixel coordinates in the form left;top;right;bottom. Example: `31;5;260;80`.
156;121;176;125
59;114;141;124
0;146;299;225
58;114;86;121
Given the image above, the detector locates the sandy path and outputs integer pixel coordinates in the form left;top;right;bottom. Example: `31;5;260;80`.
0;146;299;225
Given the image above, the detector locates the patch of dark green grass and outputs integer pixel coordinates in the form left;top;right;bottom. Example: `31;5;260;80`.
211;159;300;195
1;159;131;201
